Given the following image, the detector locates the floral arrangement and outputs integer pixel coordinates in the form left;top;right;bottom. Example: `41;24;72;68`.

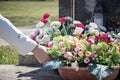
30;13;120;80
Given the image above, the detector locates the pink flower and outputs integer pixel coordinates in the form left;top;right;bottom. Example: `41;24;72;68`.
86;37;94;45
40;19;48;23
42;13;50;19
75;23;85;29
64;52;75;60
102;33;109;43
59;42;64;48
30;32;36;40
118;47;120;52
46;41;54;48
95;34;101;40
91;52;97;58
58;17;68;22
84;57;90;64
74;46;81;53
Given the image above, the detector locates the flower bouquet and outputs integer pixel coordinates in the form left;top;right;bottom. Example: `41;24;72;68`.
30;13;120;80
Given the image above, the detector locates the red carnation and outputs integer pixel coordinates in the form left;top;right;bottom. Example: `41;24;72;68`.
75;23;85;29
40;19;48;23
58;17;68;22
42;13;50;19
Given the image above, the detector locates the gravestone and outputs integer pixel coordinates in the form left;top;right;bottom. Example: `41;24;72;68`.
59;0;120;33
59;0;97;24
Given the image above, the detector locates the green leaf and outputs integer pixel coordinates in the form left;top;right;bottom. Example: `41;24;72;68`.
83;41;91;51
101;42;109;51
63;40;71;50
91;44;99;51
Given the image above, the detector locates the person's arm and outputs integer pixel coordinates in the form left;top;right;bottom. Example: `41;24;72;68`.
0;14;50;64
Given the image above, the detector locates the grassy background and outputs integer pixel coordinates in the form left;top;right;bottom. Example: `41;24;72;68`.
0;46;19;64
0;0;58;27
0;0;58;64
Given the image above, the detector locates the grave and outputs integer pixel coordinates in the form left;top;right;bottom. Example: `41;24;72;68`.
59;0;120;33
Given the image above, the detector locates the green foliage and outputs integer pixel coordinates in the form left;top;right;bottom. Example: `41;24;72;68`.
0;46;19;64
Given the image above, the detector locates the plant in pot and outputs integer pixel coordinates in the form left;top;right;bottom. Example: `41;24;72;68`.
30;13;120;80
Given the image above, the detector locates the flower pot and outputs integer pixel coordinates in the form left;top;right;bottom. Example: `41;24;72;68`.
58;66;120;80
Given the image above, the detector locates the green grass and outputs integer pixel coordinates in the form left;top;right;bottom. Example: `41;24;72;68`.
0;1;58;26
0;46;19;64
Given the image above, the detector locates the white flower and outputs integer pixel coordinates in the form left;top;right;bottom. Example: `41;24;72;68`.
73;20;81;24
71;61;79;71
117;33;120;38
89;22;98;29
113;33;120;44
74;27;84;34
36;21;44;28
41;35;51;43
50;21;61;27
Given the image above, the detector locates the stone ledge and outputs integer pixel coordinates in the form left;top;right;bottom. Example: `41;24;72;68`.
19;52;41;66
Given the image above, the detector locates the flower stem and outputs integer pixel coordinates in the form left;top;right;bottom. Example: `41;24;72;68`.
62;23;68;36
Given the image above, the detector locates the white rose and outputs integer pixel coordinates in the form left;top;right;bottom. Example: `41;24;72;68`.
36;21;44;28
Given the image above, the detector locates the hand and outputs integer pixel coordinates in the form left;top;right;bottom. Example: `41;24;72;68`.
32;44;51;64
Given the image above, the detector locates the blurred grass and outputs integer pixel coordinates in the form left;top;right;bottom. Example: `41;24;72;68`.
0;46;19;64
0;0;58;26
0;1;58;64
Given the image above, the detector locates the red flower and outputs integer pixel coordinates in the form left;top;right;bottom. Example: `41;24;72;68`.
86;37;94;45
79;34;83;38
102;33;109;43
46;41;54;48
40;19;48;23
58;17;68;22
42;13;50;19
75;23;85;29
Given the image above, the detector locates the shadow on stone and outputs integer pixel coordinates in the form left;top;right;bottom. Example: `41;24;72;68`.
17;69;63;80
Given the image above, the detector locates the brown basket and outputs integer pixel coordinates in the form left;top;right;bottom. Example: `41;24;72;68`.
58;66;120;80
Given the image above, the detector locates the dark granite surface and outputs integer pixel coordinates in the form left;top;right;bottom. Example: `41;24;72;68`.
59;0;72;18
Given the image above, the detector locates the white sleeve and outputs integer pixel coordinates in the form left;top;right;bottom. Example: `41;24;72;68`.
0;14;37;54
